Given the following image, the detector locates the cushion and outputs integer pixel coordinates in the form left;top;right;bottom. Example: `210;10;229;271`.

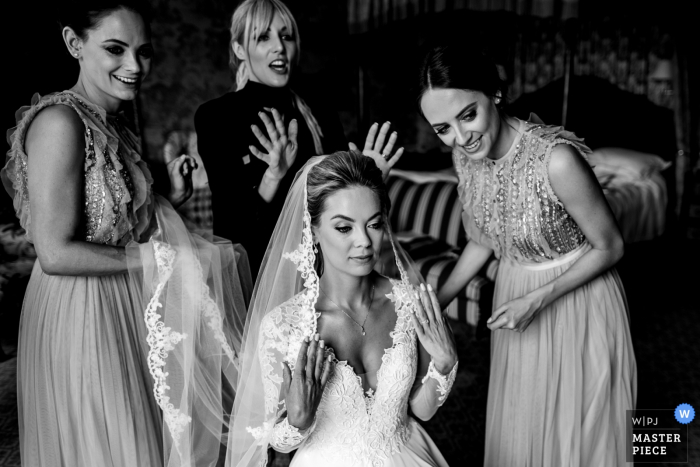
588;147;671;179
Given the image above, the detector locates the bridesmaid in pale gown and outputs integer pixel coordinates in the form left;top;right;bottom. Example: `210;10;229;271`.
417;46;637;466
2;1;251;466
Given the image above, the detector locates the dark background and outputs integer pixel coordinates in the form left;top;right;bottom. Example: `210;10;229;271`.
1;1;698;465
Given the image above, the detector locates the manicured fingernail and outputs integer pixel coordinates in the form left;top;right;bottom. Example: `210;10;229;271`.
315;333;320;341
372;122;378;126
319;340;325;348
328;355;333;362
420;283;426;291
427;284;433;291
392;131;397;135
385;121;391;124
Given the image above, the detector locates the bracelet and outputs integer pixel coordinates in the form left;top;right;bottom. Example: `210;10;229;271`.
421;359;458;404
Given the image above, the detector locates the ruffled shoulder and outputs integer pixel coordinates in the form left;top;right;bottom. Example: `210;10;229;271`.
522;120;593;206
1;92;93;241
523;120;592;160
1;91;153;244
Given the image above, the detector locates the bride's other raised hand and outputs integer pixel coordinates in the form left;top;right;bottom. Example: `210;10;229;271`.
410;283;458;375
349;121;404;181
250;107;299;181
282;334;333;431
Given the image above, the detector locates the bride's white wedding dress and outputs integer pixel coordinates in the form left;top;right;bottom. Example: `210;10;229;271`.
253;278;457;467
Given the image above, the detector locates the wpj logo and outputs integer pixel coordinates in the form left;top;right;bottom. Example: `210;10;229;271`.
626;404;694;463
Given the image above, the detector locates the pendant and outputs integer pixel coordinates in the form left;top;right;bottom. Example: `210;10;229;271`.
361;328;366;336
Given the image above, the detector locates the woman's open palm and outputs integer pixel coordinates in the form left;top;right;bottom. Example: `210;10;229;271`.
410;284;458;374
250;107;298;181
281;334;333;431
349;121;404;181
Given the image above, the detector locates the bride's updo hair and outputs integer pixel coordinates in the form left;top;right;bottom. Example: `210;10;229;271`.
57;0;153;39
307;151;391;275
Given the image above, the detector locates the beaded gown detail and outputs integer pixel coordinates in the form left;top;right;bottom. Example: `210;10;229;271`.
454;119;637;467
2;91;250;467
253;279;453;467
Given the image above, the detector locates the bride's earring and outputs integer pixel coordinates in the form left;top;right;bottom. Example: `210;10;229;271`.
313;243;318;254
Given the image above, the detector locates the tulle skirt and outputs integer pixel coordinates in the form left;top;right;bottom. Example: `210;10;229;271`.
18;263;163;466
17;196;252;467
484;243;637;467
290;418;448;467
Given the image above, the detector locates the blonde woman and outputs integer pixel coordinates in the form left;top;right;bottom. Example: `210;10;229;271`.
195;0;402;275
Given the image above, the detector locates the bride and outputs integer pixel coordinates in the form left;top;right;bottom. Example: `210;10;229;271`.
227;150;459;466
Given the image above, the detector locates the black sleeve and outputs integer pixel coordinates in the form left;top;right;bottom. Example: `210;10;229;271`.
194;100;277;273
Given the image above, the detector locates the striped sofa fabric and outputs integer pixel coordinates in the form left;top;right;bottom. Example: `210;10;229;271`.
386;175;499;331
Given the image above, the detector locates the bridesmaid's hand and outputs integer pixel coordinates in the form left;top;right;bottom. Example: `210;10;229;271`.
250;107;298;181
166;154;198;209
282;334;333;431
410;283;458;375
487;292;545;332
349;121;404;181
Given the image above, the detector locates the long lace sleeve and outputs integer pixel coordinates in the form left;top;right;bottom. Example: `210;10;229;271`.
409;359;458;421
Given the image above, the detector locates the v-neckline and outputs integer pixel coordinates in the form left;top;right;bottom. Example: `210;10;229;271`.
326;279;404;399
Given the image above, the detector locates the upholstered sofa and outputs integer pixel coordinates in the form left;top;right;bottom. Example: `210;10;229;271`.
385;171;499;333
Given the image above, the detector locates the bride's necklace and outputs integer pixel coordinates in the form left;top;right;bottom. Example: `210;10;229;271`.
320;284;375;336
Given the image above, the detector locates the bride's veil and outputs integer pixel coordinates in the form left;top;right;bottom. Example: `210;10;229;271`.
226;153;422;467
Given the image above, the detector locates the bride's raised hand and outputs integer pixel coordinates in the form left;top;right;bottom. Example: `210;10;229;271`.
281;334;333;430
250;107;298;181
349;121;404;181
410;283;458;375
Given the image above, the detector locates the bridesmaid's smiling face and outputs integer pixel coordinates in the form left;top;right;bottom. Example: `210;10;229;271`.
313;186;385;278
420;88;503;162
65;8;153;111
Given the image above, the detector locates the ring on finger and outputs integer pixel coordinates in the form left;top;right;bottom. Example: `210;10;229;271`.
382;152;391;161
419;318;429;324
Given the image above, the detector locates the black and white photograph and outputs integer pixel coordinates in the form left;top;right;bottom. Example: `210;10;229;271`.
1;0;698;466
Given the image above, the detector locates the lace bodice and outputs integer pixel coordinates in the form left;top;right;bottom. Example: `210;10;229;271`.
2;91;154;245
454;120;591;263
253;279;433;466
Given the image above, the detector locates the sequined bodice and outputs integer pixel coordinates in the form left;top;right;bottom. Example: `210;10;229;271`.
3;91;154;246
257;280;419;466
454;121;590;263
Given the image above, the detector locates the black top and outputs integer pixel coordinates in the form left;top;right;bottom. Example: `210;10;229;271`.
194;81;347;276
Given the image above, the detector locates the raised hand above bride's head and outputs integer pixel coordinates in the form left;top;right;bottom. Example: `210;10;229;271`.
250;107;299;181
349;121;405;181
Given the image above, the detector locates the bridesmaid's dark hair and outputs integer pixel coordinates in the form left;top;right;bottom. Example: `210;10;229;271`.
58;0;153;39
418;45;507;114
307;151;391;276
